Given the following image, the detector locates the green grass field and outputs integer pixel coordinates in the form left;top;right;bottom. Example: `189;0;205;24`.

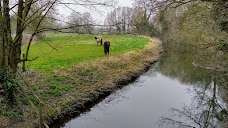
23;34;150;72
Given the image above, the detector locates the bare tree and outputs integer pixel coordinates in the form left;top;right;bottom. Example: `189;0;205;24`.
130;0;159;35
105;6;133;33
67;11;94;33
0;0;116;101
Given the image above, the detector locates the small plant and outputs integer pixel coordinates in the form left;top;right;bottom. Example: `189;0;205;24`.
0;104;21;117
49;89;62;97
1;72;19;103
49;84;57;89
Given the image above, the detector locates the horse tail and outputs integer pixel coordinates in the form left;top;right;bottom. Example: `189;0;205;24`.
101;39;103;45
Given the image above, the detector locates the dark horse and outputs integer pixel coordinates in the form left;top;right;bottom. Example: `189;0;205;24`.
95;36;102;46
104;41;110;56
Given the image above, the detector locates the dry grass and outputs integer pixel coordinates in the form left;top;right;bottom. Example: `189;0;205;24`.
44;37;162;125
3;37;162;128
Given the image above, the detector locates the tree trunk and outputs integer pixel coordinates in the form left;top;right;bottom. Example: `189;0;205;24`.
0;0;24;80
14;0;23;73
3;0;15;75
0;0;4;70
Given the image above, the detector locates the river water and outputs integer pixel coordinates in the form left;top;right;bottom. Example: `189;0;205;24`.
51;52;227;128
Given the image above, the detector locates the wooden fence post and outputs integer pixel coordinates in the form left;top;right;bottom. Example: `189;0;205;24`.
39;102;43;128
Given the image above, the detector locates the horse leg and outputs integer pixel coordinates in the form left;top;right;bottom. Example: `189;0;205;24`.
107;42;110;55
104;49;107;56
100;39;103;46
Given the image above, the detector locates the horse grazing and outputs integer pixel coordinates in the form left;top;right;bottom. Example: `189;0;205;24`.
104;41;110;56
95;36;102;46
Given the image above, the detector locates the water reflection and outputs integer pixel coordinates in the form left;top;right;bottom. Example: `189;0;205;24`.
51;49;228;128
60;72;193;128
158;78;227;128
156;52;228;128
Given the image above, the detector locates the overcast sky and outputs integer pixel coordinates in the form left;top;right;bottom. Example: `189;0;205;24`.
58;0;133;24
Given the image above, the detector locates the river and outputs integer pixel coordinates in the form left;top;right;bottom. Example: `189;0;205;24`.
51;50;227;128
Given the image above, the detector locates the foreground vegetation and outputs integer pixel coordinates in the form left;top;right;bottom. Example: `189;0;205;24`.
0;35;162;127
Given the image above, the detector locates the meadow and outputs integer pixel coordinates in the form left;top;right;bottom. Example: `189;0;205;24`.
2;34;161;128
24;34;150;72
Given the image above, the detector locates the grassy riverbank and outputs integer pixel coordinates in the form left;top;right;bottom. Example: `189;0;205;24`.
0;34;162;128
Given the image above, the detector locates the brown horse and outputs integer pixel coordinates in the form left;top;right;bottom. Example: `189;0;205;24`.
95;36;102;46
104;41;110;56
